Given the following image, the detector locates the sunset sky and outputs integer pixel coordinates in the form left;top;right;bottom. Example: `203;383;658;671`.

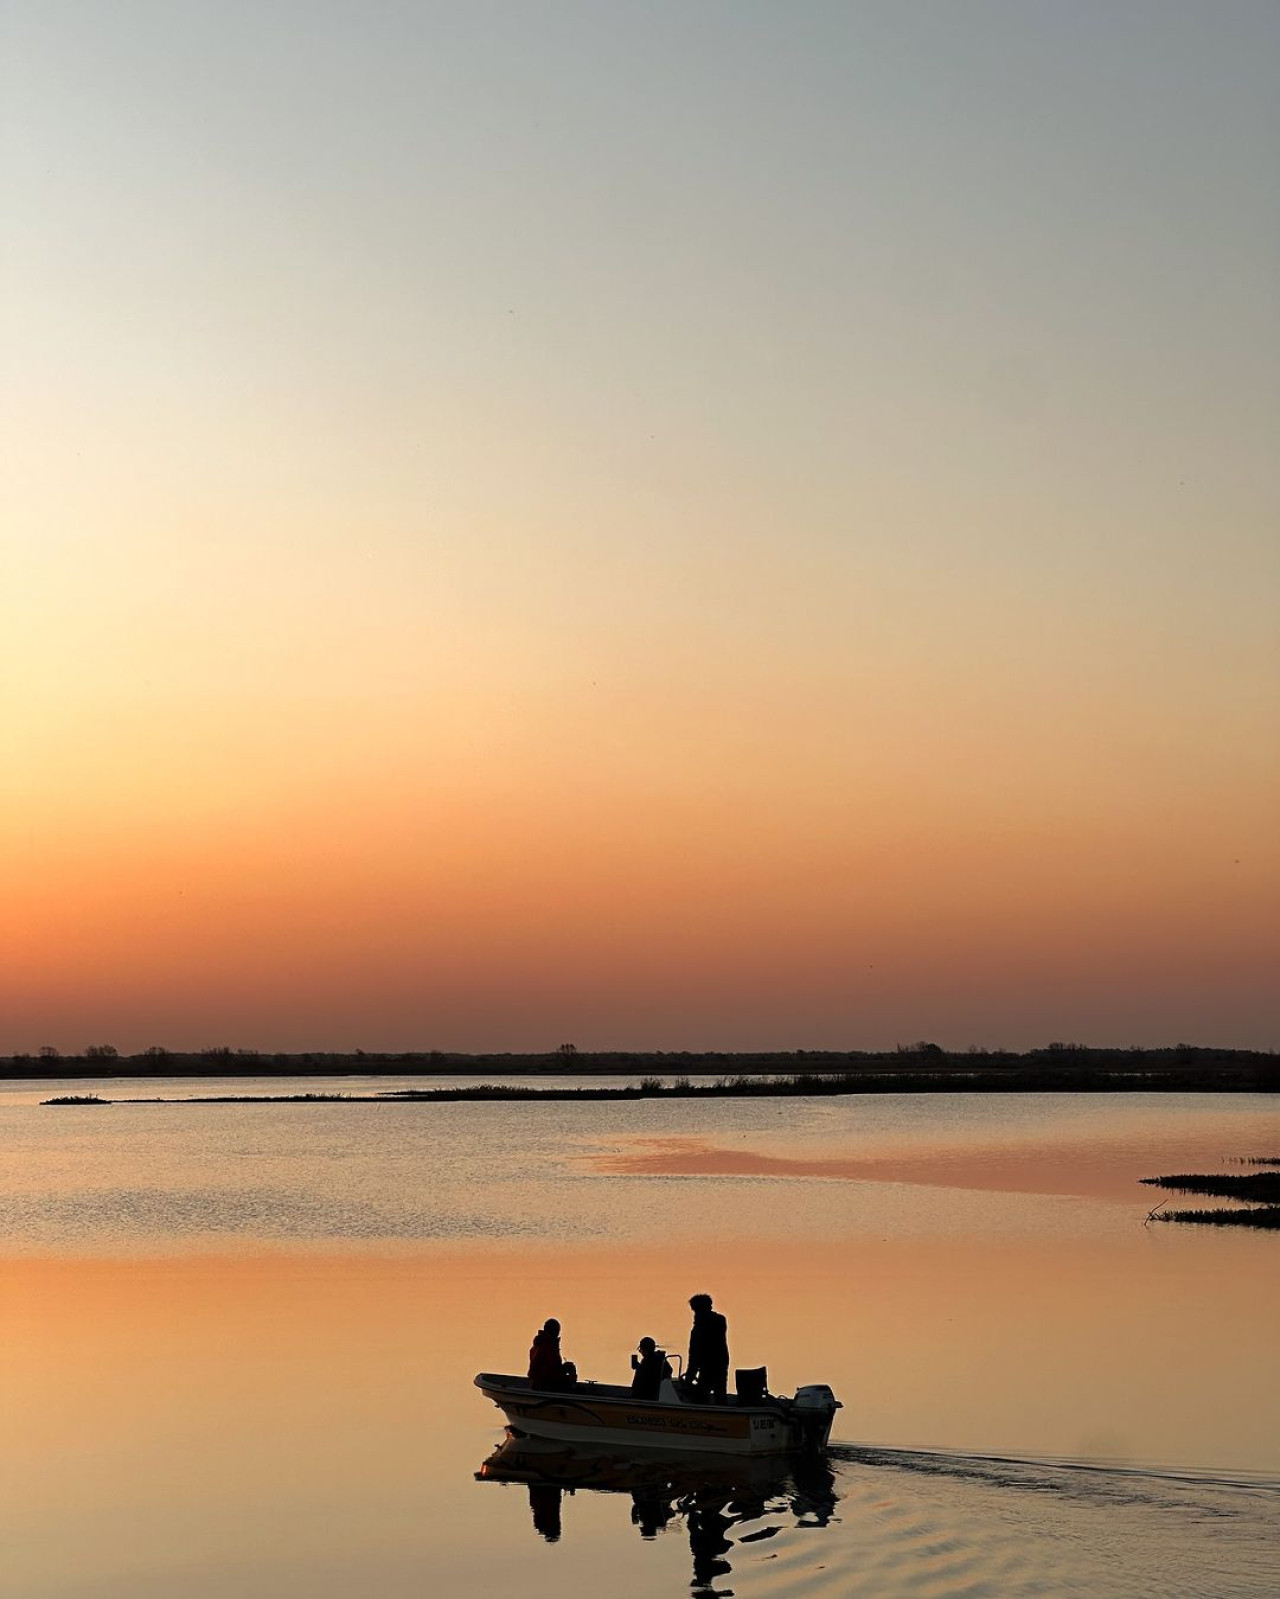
3;1;1277;1053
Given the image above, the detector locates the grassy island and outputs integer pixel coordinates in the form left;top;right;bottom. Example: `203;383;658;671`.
37;1061;1280;1109
1141;1160;1280;1228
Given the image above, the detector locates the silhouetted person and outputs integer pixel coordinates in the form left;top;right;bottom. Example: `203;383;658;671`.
528;1317;569;1390
630;1486;676;1538
687;1293;729;1403
527;1483;562;1541
686;1489;734;1591
790;1456;839;1528
631;1489;676;1538
630;1336;673;1400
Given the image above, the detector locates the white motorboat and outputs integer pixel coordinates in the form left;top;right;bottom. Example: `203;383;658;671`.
474;1369;841;1455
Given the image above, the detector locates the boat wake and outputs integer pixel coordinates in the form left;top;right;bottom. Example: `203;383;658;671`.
801;1443;1280;1598
479;1433;1280;1597
838;1441;1280;1509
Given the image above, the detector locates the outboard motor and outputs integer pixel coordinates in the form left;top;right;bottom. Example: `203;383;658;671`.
792;1384;842;1450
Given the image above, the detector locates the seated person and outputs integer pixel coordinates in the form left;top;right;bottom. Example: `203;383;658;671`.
527;1317;570;1390
630;1336;673;1400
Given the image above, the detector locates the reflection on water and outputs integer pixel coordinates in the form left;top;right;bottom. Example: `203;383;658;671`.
471;1429;1280;1598
4;1092;1280;1596
479;1433;838;1592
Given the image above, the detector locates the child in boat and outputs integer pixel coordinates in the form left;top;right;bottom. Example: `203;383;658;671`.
629;1337;673;1400
528;1318;570;1390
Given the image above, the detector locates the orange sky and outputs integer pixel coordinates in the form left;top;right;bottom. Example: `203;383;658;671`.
3;5;1277;1052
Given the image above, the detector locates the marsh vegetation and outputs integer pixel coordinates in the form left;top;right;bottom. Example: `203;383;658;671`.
38;1060;1279;1107
1142;1159;1280;1228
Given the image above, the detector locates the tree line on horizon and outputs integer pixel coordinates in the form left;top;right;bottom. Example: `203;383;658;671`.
3;1040;1275;1083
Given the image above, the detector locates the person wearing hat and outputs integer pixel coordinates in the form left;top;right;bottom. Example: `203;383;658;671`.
527;1317;569;1390
630;1336;673;1400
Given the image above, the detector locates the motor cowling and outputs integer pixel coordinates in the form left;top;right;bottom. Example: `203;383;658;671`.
791;1384;841;1450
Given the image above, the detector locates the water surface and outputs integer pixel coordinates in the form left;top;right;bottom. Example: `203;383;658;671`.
3;1087;1277;1596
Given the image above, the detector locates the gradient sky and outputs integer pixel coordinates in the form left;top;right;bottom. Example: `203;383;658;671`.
3;1;1277;1052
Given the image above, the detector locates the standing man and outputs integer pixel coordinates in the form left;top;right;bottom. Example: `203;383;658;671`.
687;1293;730;1403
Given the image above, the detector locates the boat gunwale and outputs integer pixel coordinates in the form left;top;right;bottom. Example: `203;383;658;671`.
474;1371;793;1419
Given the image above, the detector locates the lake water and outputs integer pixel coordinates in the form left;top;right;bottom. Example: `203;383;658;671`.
3;1084;1278;1597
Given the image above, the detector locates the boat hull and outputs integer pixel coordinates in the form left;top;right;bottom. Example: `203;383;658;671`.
475;1373;800;1455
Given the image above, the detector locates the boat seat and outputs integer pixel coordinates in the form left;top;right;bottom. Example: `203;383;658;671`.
735;1366;768;1403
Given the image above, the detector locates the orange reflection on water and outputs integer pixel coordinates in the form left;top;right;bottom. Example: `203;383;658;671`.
590;1134;1174;1202
5;1225;1277;1573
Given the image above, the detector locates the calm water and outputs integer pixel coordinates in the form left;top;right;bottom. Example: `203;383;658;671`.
3;1085;1278;1597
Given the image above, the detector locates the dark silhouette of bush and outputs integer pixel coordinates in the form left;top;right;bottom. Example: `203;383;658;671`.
1152;1206;1280;1229
1141;1170;1280;1203
1142;1160;1280;1229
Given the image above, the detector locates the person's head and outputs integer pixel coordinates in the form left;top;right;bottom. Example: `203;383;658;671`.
689;1294;713;1314
542;1318;561;1336
638;1336;657;1356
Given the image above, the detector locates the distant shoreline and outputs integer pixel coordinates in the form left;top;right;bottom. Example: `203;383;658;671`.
6;1043;1276;1089
29;1048;1280;1103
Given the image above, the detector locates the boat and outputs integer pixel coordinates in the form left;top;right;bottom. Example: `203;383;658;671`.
474;1368;842;1455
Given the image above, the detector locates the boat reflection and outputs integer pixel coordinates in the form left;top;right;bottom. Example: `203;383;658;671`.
477;1431;838;1590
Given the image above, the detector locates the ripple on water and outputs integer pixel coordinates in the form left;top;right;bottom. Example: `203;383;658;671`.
0;1186;557;1246
767;1450;1280;1599
637;1449;1280;1599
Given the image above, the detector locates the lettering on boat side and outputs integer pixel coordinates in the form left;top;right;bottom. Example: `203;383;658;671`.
518;1404;687;1429
623;1413;735;1435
